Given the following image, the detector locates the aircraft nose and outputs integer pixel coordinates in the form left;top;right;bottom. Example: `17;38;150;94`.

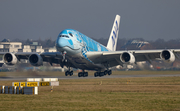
56;37;67;48
56;37;74;48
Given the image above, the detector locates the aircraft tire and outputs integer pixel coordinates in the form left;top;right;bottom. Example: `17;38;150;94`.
99;72;103;77
101;72;104;77
83;72;86;77
78;72;82;77
65;71;69;76
83;72;88;77
108;70;112;75
94;72;98;77
70;71;73;76
104;70;108;75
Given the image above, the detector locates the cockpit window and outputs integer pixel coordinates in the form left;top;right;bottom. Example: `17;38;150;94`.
59;35;69;38
69;33;73;37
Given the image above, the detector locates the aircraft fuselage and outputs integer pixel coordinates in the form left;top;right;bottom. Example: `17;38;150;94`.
55;29;109;71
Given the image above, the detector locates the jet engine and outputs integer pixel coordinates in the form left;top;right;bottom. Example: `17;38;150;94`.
160;50;175;63
120;52;135;64
3;53;18;65
29;54;43;66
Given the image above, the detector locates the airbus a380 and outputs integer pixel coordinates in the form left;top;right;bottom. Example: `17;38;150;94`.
1;15;180;77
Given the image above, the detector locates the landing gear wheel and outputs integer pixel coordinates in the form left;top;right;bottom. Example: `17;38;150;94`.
65;70;73;76
94;72;98;77
78;72;88;77
83;73;85;77
65;71;69;76
83;72;88;77
104;70;108;75
70;71;73;76
78;72;82;77
99;72;104;77
86;72;88;77
108;70;112;75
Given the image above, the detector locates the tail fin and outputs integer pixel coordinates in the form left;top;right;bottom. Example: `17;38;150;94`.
107;15;121;51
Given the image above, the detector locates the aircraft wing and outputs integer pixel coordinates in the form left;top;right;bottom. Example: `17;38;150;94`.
0;52;5;67
0;52;67;67
39;52;63;65
86;49;180;67
0;52;7;55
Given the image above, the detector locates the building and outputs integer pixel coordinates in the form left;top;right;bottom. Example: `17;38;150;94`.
0;39;45;53
21;44;44;53
44;47;57;52
0;39;22;52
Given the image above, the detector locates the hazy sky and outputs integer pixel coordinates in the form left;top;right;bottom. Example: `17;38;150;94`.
0;0;180;41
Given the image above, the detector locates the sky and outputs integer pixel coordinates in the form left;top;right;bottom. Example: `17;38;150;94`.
0;0;180;41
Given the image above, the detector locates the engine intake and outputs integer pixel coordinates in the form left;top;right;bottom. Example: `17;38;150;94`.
160;50;175;63
29;54;43;66
3;53;18;65
120;52;135;64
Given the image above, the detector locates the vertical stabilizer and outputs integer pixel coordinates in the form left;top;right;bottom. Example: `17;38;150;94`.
107;15;120;51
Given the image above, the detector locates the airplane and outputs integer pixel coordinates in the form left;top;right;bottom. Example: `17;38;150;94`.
1;15;180;77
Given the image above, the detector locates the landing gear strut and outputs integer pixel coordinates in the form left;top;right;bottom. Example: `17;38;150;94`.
94;70;112;77
62;51;67;62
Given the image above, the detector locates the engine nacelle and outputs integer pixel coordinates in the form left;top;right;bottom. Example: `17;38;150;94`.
3;53;18;65
29;54;43;66
160;50;175;63
120;52;135;64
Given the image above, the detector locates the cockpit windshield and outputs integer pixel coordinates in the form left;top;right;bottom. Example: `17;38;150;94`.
59;35;69;38
69;33;73;37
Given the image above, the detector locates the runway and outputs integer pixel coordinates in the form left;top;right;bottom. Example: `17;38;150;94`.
0;74;180;81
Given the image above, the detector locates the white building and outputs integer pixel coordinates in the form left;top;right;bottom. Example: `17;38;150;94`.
21;44;44;53
0;39;22;52
44;47;57;52
0;39;45;53
22;45;31;52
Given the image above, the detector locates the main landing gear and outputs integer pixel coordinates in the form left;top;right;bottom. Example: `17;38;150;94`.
65;70;73;76
78;71;88;77
94;70;112;77
65;67;73;76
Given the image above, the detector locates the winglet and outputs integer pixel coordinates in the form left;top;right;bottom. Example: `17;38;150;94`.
107;15;121;51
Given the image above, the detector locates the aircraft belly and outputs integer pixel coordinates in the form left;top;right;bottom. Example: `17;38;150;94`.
67;54;104;70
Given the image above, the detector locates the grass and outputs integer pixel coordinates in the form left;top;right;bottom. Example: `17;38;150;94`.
0;71;180;111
